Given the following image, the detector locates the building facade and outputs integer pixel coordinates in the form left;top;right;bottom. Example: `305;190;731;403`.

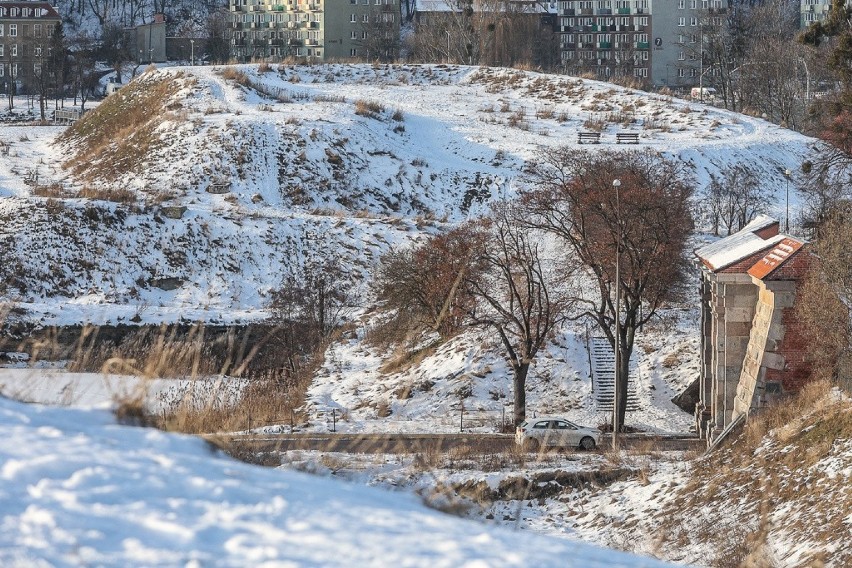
695;216;813;444
229;0;400;62
0;1;61;94
557;0;727;91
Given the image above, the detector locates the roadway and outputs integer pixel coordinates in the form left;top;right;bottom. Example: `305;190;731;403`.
215;432;704;455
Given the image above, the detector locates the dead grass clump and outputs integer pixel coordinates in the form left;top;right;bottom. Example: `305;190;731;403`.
257;62;272;74
77;186;137;204
380;339;440;375
354;99;385;119
32;183;68;198
220;67;251;86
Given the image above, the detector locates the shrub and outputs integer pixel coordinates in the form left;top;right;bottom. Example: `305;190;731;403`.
354;99;385;118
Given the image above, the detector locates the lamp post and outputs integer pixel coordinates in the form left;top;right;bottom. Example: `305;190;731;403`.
190;39;195;66
784;169;791;233
446;30;451;64
612;178;622;451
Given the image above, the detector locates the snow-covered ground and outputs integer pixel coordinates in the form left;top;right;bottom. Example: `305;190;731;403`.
0;393;673;567
0;63;822;326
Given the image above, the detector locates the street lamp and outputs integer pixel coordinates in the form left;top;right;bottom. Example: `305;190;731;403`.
190;39;195;66
612;178;622;451
784;169;791;233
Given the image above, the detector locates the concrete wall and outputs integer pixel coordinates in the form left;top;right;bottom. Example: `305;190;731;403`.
699;270;758;437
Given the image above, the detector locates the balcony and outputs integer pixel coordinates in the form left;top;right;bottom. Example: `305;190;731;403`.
306;38;318;45
597;8;611;14
598;41;612;48
580;8;593;14
562;42;576;49
563;8;575;15
273;5;285;10
636;41;649;49
289;38;303;45
309;21;320;28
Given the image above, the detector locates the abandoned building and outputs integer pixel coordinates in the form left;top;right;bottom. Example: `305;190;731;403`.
695;215;813;443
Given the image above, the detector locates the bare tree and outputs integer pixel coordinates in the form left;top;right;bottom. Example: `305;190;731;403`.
703;165;765;236
375;226;481;339
523;149;694;430
465;204;574;426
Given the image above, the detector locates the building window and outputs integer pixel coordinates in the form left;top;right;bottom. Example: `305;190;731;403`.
350;13;356;22
0;24;3;36
350;30;357;39
11;44;17;56
0;65;3;77
678;51;685;60
690;17;697;26
0;45;3;57
362;13;368;21
677;68;685;77
361;31;366;39
350;48;357;56
10;24;17;37
34;46;41;56
678;0;684;7
678;17;685;26
34;24;41;37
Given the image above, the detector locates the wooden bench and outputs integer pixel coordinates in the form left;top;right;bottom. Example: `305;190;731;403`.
616;132;640;144
578;131;601;144
53;108;83;125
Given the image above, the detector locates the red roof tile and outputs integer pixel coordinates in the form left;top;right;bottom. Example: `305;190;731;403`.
747;238;804;280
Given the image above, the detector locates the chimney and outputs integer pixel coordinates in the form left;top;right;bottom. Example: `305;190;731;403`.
754;221;780;240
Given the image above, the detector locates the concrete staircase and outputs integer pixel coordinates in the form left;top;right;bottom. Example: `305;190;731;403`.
590;336;641;412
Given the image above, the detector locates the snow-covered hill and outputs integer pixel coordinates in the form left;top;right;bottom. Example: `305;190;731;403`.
0;394;677;567
0;63;821;324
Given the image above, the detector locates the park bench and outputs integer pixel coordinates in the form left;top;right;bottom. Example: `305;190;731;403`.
578;131;601;144
616;132;640;144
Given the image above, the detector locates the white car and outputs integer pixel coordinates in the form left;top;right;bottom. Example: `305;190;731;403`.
515;416;601;451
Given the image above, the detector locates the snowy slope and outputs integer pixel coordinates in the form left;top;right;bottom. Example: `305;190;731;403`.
0;63;824;324
0;394;673;567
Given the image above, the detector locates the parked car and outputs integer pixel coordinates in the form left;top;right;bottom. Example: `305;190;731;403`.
515;417;601;451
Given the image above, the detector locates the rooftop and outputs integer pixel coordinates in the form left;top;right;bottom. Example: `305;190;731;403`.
695;215;785;272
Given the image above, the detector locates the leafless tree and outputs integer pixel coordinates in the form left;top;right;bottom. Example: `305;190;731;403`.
523;148;694;430
703;165;765;236
465;204;575;426
375;226;481;339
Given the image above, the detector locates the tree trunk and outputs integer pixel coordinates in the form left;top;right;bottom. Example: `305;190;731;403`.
513;362;529;426
616;344;629;431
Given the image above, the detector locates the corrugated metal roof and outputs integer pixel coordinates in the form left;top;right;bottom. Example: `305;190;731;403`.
695;215;783;272
747;238;805;280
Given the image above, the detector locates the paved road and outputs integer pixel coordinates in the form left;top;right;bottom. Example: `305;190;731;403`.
217;433;704;455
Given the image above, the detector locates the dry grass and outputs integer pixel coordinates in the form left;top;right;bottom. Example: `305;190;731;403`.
354;99;385;119
59;73;188;184
220;67;251;86
77;186;137;204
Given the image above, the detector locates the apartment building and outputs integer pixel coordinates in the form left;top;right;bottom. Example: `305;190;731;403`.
229;0;400;62
558;0;726;91
0;1;61;94
800;0;832;28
